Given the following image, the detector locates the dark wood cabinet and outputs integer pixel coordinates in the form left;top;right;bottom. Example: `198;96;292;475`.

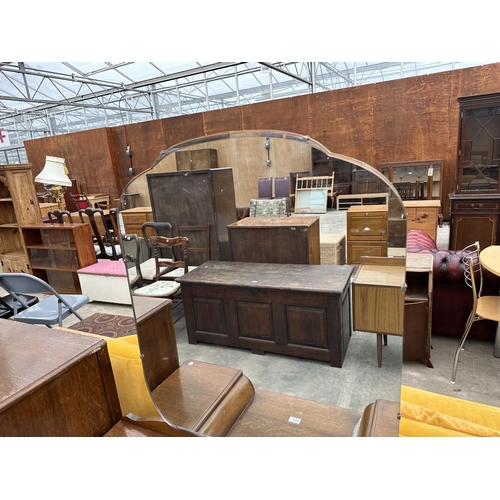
404;253;433;367
449;93;500;249
449;193;500;250
228;216;320;264
177;261;353;367
175;148;218;171
352;169;385;194
147;168;238;265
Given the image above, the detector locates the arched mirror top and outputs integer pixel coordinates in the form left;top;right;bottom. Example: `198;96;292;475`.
117;129;407;436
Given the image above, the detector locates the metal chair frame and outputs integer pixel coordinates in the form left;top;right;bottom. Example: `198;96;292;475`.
450;241;500;383
0;273;89;327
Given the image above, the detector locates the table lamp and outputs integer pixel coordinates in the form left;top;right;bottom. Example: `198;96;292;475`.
35;156;72;210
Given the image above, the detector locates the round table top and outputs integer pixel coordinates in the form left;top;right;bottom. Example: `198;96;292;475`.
479;245;500;276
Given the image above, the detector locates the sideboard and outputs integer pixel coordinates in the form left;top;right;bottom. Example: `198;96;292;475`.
228;216;320;264
177;260;353;367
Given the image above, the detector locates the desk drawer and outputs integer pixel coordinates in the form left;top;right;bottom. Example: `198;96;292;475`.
122;213;153;234
347;241;388;264
347;212;388;240
454;201;499;212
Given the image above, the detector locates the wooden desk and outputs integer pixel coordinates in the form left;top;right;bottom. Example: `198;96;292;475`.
86;193;110;208
0;320;121;436
479;245;500;357
177;260;353;367
228;216;320;264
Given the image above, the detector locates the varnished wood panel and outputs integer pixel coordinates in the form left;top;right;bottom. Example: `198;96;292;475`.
228;389;362;437
133;296;179;391
0;320;121;437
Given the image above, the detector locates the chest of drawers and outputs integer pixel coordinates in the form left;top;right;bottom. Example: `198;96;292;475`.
346;205;388;264
404;200;441;242
120;206;153;235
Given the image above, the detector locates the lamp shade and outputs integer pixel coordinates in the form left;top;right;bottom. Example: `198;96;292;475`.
34;156;72;187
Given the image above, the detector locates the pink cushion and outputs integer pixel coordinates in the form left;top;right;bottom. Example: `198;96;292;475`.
78;260;127;277
407;229;438;253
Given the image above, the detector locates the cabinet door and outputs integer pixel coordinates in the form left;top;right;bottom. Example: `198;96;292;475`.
451;214;498;250
403;300;429;362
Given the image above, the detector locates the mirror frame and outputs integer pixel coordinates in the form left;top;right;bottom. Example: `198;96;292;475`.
117;129;407;433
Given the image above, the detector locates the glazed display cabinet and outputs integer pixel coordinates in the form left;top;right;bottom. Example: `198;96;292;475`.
449;93;500;250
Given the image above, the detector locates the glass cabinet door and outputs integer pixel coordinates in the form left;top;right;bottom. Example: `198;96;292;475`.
457;93;500;193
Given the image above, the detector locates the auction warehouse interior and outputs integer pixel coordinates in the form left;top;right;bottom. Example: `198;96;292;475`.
1;61;500;440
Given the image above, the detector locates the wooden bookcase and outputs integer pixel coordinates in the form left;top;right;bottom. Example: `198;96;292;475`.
0;164;43;273
20;223;97;293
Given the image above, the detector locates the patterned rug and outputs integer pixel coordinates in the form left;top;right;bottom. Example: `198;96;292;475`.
69;313;137;338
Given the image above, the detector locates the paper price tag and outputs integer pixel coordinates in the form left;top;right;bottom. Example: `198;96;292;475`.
288;416;301;425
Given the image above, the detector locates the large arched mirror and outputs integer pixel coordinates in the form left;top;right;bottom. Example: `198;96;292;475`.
116;130;407;436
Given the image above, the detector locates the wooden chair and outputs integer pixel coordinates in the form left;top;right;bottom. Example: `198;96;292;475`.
451;241;500;384
141;222;189;282
78;207;122;260
47;209;73;223
70;192;92;210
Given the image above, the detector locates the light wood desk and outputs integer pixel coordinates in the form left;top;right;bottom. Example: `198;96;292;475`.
479;245;500;357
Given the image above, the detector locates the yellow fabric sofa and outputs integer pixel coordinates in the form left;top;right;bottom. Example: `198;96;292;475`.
105;335;160;418
400;385;500;437
58;326;159;417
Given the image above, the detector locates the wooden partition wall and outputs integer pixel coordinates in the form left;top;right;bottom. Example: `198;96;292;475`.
24;63;500;219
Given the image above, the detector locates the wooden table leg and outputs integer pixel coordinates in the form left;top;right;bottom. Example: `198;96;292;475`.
377;334;382;368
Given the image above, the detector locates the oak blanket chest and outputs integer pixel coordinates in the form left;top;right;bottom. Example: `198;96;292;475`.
177;261;354;367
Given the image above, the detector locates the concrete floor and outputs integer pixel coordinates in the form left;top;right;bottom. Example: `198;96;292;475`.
61;209;500;413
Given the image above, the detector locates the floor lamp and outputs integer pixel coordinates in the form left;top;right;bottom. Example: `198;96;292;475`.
35;156;72;210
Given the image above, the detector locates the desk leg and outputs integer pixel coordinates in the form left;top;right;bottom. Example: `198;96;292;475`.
495;323;500;358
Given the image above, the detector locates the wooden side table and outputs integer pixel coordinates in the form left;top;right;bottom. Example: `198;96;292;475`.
352;257;406;367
